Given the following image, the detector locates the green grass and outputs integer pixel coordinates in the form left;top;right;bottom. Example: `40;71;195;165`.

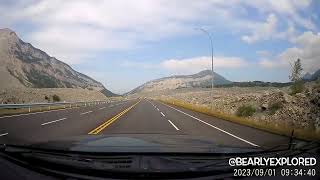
236;105;256;117
158;98;320;141
268;102;282;115
289;81;304;95
52;94;61;102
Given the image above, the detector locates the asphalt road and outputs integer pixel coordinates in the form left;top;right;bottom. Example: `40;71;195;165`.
0;99;290;148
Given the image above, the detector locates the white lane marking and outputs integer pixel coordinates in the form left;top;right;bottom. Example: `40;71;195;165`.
41;118;67;126
157;108;159;111
99;107;106;110
0;133;8;137
0;107;80;119
160;112;165;117
160;102;259;147
81;111;93;115
146;99;157;109
168;120;179;130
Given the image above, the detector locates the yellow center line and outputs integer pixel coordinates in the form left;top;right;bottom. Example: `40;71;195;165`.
88;100;141;135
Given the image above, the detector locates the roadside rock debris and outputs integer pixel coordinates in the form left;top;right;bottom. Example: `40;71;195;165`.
133;82;320;132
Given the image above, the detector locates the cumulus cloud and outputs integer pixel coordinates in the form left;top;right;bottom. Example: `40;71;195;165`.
242;14;297;43
121;56;249;74
161;56;248;72
241;0;316;30
242;14;278;43
0;0;316;64
259;31;320;73
28;25;138;64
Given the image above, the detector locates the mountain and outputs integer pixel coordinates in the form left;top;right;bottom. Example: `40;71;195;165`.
303;69;320;81
0;28;117;97
100;88;119;97
303;72;313;80
127;70;231;94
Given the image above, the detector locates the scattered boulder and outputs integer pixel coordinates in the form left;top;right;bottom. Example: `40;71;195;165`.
149;81;320;131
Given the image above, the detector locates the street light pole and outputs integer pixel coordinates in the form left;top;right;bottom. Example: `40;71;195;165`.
196;28;214;110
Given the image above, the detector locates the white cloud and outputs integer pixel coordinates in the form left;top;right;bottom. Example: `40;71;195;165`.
0;0;317;64
242;14;278;43
161;56;248;74
259;59;287;69
28;25;138;64
242;0;316;30
1;0;216;63
121;55;249;74
242;14;298;43
259;31;320;73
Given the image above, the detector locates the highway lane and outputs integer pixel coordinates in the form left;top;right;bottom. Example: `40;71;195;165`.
96;99;290;148
152;100;290;147
96;99;180;135
0;99;138;144
0;98;291;148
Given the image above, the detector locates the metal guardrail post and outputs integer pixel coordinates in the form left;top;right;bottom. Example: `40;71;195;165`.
28;106;31;113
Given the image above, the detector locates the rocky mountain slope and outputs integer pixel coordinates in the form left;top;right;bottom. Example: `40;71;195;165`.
0;28;117;97
303;69;320;81
127;70;231;94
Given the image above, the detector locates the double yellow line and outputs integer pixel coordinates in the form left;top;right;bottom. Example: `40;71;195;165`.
88;100;141;135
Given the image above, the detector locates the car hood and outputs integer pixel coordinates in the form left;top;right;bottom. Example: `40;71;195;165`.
26;134;261;153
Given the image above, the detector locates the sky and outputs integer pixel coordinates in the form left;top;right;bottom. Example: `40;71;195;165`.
0;0;320;94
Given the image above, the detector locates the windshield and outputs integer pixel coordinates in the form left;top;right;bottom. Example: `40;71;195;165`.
0;0;319;179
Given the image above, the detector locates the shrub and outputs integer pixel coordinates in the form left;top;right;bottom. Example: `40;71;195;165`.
236;105;256;117
289;59;304;95
269;102;282;115
44;95;49;100
289;80;304;95
52;94;61;102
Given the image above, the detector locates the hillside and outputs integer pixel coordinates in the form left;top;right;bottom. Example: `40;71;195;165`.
303;69;320;81
0;28;117;97
127;70;231;94
0;88;110;104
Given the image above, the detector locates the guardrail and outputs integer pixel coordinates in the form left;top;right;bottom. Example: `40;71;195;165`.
0;100;121;115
